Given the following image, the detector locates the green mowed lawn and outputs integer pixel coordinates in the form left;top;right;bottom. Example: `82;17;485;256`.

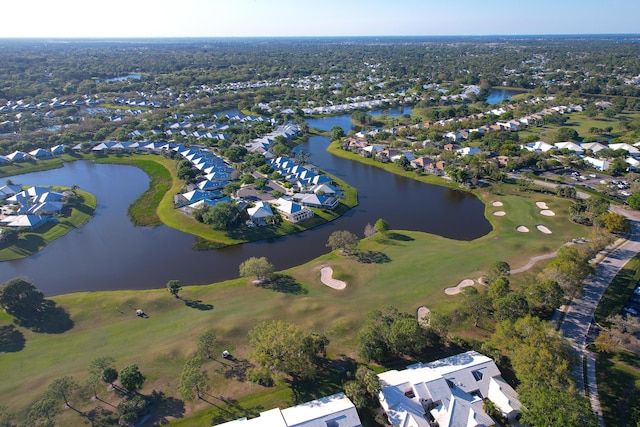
0;186;590;424
597;350;640;427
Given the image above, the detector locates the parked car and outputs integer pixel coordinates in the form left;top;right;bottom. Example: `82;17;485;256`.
634;286;640;295
623;306;638;316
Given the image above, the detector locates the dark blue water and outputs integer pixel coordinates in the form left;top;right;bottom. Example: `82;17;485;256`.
0;114;491;295
486;89;520;105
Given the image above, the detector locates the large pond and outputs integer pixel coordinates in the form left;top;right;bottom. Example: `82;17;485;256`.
0;114;491;296
486;89;521;105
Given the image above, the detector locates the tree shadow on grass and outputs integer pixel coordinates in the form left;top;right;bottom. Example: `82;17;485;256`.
388;232;414;241
147;390;186;425
0;324;25;352
351;250;391;264
14;300;74;334
290;357;355;404
209;396;262;425
257;274;308;295
223;358;252;382
183;299;214;311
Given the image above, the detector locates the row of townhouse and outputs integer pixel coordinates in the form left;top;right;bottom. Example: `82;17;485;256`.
0;144;69;163
214;351;520;427
522;140;640;171
0;97;105;114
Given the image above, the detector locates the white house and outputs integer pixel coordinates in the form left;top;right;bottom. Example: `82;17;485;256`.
609;143;640;157
521;141;556;153
377;351;521;427
275;198;314;223
214;392;362;427
456;147;481;156
583;156;611;171
554;141;584;155
580;142;607;154
247;201;275;224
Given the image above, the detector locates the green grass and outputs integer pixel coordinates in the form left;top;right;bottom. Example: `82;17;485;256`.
0;181;593;424
594;254;640;324
0;189;96;261
596;351;640;427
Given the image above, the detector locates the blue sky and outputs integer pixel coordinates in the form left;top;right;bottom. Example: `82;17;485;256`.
3;0;639;38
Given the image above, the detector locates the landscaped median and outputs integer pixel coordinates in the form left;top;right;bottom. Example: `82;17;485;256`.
98;154;358;248
0;188;96;261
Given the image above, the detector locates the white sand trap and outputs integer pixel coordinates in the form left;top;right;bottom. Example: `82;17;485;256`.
417;306;431;325
540;210;556;216
492;201;503;207
493;211;506;216
444;279;475;295
536;201;549;209
320;266;346;290
516;225;530;233
537;225;552;234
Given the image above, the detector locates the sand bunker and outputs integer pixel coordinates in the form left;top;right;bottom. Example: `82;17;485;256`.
493;211;506;216
536;201;549;209
540;210;556;216
536;225;552;234
417;306;431;325
492;201;503;207
320;266;346;290
516;225;530;233
444;279;475;295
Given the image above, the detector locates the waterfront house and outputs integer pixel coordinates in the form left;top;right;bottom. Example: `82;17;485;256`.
275;198;314;223
247;201;275;225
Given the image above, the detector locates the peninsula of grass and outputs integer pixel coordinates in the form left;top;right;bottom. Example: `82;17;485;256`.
99;153;358;248
0;189;96;261
326;140;464;191
0;153;91;179
0;185;592;424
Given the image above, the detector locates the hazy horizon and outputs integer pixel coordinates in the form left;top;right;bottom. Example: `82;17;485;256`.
3;0;640;38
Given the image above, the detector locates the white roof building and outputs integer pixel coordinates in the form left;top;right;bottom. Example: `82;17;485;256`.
580;142;608;154
583;156;611;171
554;141;584;155
214;393;361;427
377;351;520;427
521;141;556;153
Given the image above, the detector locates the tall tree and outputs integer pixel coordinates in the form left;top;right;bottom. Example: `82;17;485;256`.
47;376;79;408
196;330;217;359
27;398;61;426
119;365;145;393
0;278;45;316
248;320;328;380
374;218;390;234
239;257;275;282
166;280;182;298
88;356;116;398
178;357;209;401
326;230;360;254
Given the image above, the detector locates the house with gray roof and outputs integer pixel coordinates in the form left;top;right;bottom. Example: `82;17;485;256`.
377;351;520;427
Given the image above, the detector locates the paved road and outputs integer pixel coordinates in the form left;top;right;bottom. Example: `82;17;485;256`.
559;209;640;427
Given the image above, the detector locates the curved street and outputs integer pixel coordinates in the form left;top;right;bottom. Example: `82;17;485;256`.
558;207;640;427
